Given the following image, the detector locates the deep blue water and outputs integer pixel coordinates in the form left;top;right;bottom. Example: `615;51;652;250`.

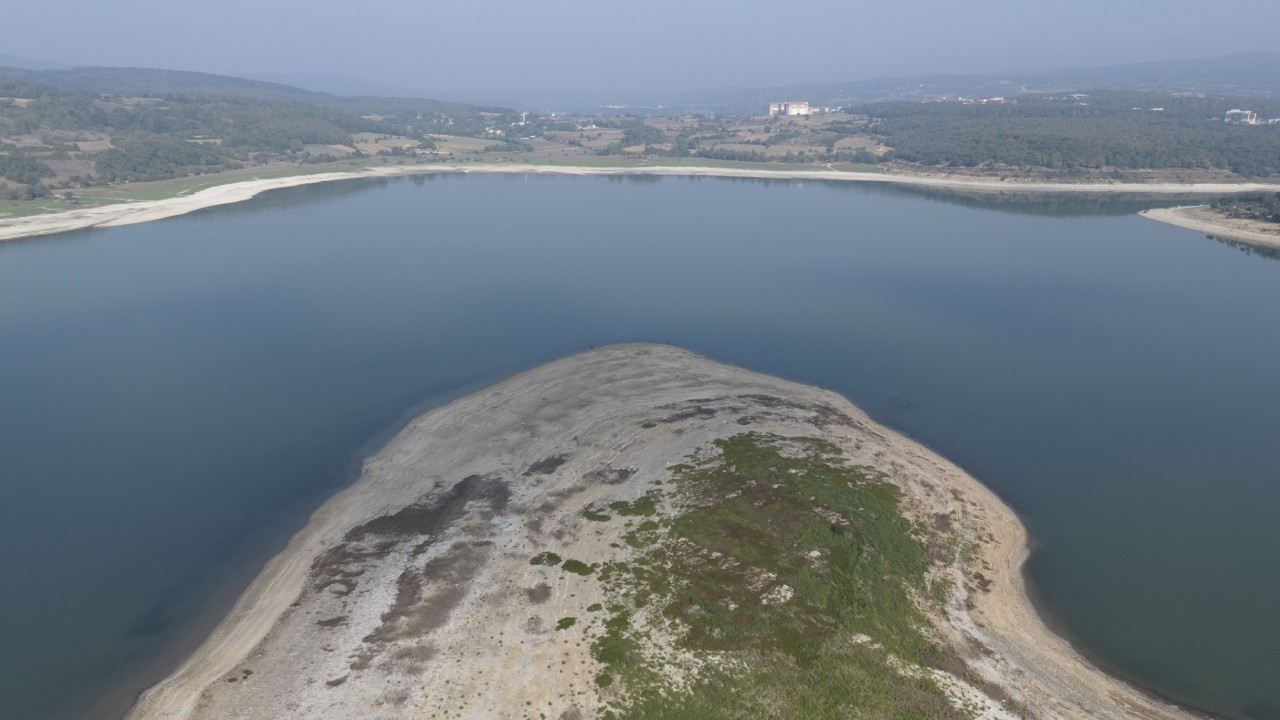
0;174;1277;719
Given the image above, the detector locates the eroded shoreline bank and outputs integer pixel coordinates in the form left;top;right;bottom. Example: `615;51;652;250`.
125;344;1207;720
4;162;1280;244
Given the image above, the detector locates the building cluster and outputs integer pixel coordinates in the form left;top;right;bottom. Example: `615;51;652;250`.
768;101;839;117
1224;109;1280;125
922;96;1017;105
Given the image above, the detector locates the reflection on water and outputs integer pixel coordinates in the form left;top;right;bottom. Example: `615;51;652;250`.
864;182;1228;217
1210;234;1280;262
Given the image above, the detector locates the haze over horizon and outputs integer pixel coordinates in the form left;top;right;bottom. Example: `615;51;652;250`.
3;0;1279;100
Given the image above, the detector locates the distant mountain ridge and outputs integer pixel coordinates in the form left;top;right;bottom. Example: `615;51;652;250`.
0;65;509;116
245;72;436;100
495;52;1280;114
0;52;68;71
795;52;1280;106
4;52;1278;116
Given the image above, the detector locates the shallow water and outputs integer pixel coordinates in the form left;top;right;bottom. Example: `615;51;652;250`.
0;174;1277;719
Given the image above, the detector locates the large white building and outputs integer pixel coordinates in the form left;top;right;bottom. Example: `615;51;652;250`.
769;101;811;117
1225;109;1258;124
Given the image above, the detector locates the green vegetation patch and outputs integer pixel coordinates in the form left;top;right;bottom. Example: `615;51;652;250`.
583;508;613;522
561;559;595;576
623;519;663;550
591;432;964;719
529;551;562;566
556;617;578;631
608;493;659;517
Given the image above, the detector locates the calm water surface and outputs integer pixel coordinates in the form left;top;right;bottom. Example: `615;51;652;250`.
0;174;1277;720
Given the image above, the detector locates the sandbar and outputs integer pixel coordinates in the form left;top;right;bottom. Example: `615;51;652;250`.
1140;205;1280;249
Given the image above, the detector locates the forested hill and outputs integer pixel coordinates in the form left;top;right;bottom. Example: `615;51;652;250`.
0;67;513;202
0;65;507;116
854;91;1280;176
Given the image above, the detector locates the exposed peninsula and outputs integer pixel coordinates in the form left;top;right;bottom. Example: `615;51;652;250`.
127;344;1205;720
1141;205;1280;249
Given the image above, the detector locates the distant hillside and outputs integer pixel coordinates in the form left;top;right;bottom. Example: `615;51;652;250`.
246;72;433;100
798;53;1280;108
559;53;1280;115
0;53;68;71
0;65;509;117
0;67;516;202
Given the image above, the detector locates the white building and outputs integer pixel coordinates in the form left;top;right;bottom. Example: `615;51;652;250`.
769;101;812;117
1225;109;1258;124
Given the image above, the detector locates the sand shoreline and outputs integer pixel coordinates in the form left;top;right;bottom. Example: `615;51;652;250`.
1141;205;1280;248
4;162;1280;244
124;344;1209;720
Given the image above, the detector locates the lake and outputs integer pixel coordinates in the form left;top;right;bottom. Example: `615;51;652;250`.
0;173;1277;720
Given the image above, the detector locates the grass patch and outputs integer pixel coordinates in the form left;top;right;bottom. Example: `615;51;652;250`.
583;508;613;522
608;493;658;517
588;432;964;719
529;551;562;566
562;559;595;576
556;617;578;631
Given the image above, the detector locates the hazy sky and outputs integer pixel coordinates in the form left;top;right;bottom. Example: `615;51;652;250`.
3;0;1278;96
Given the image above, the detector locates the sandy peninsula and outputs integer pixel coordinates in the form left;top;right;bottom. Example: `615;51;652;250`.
1140;205;1280;249
4;163;1280;244
126;344;1207;720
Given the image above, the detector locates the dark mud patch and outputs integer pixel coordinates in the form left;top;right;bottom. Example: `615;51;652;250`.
931;512;953;533
346;474;510;543
736;394;869;433
525;583;552;604
351;542;487;670
659;406;720;423
524;456;568;476
971;571;993;594
586;466;636;485
310;474;509;595
384;644;438;675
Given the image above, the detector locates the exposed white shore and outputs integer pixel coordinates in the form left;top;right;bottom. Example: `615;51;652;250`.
4;163;1280;244
1141;205;1280;249
126;344;1208;720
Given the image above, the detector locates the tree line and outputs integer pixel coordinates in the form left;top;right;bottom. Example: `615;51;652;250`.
852;91;1280;176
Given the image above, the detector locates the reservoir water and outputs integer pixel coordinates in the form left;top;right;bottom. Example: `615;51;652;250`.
0;174;1277;720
